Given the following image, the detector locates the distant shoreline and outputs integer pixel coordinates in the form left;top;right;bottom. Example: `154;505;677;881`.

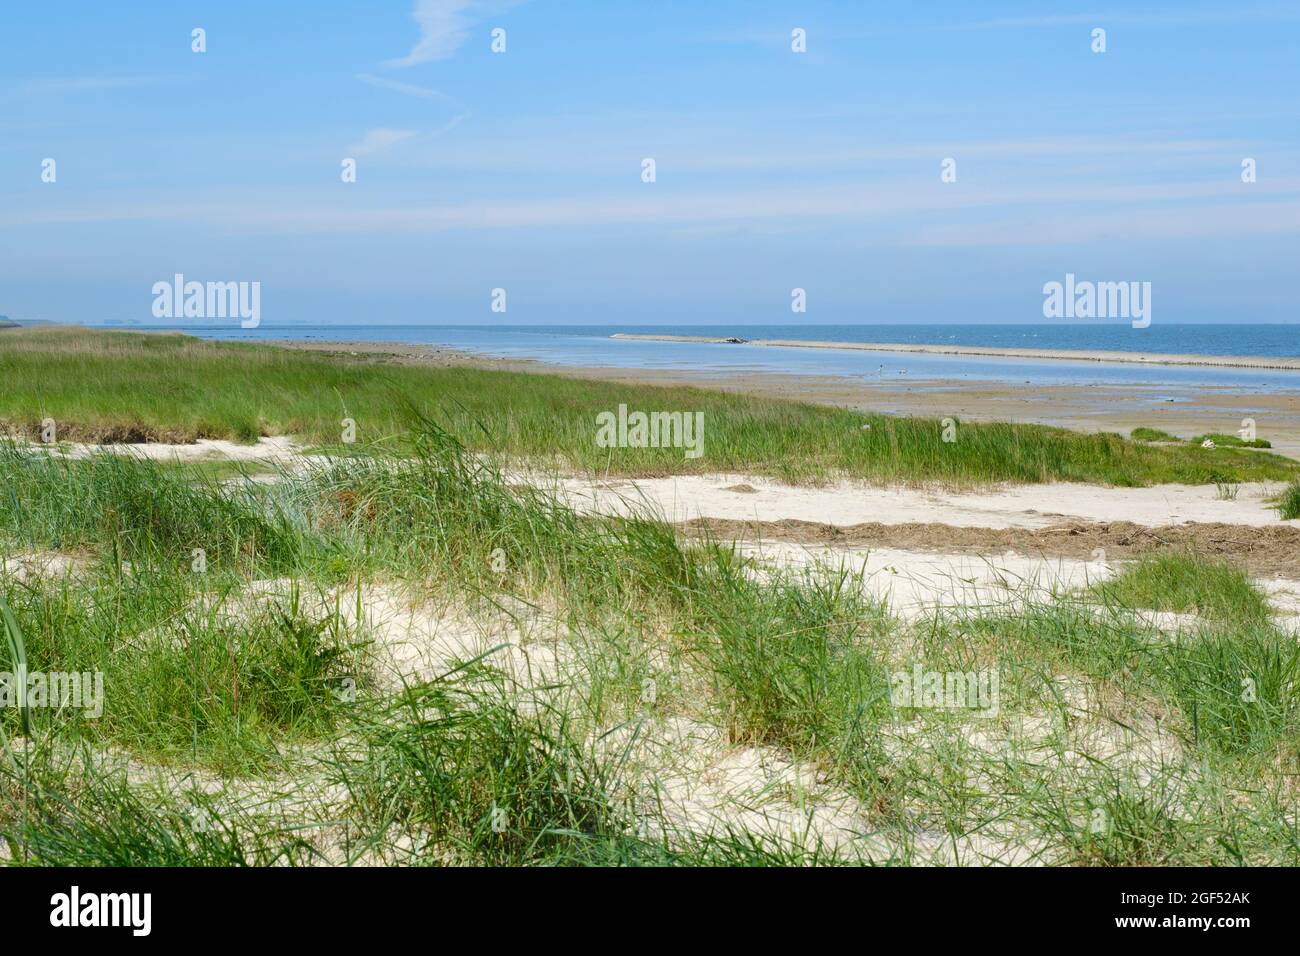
610;333;1300;371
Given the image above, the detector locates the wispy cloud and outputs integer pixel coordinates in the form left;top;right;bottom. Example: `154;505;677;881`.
353;73;471;143
346;128;419;156
346;117;467;156
384;0;523;68
906;199;1300;246
355;72;456;102
11;179;1300;243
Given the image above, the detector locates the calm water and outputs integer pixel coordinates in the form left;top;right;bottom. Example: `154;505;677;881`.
127;322;1300;394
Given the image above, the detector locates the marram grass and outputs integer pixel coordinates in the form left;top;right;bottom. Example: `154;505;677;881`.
2;326;1296;486
2;410;1299;865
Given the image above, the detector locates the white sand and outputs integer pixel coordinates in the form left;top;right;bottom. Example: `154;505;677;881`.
40;435;304;463
550;473;1294;529
22;435;1293;529
740;541;1110;619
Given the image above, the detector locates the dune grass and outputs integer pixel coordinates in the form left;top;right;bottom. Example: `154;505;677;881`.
1276;480;1300;520
0;570;367;775
0;444;314;577
951;577;1297;770
1130;426;1182;443
3;754;317;866
3;409;1299;865
1191;432;1272;449
1164;625;1300;763
326;662;651;866
1090;552;1271;624
2;326;1295;487
1131;426;1273;450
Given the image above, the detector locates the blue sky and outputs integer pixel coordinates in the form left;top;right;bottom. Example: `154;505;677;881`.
2;0;1298;326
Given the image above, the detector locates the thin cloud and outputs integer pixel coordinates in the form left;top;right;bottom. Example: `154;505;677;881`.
353;73;472;143
384;0;524;68
346;117;468;157
355;72;456;102
906;200;1300;246
11;179;1300;239
346;128;419;156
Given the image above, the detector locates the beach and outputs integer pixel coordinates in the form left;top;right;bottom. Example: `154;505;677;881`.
610;332;1300;371
4;325;1300;870
11;0;1300;895
268;335;1300;460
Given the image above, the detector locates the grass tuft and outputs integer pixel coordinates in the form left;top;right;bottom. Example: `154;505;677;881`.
1091;552;1271;624
1191;433;1272;449
1276;480;1300;520
1130;427;1182;443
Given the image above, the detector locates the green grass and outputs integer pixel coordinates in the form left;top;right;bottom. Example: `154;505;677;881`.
2;755;317;866
2;326;1295;486
1163;625;1300;762
326;661;653;866
4;401;1300;865
997;761;1219;866
1131;426;1273;451
0;571;368;775
680;552;897;801
1133;425;1276;451
1090;552;1271;624
948;584;1298;769
0;443;315;576
1276;480;1300;520
1191;432;1272;449
1130;427;1182;443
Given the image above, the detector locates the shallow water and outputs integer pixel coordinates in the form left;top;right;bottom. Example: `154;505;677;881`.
166;323;1300;394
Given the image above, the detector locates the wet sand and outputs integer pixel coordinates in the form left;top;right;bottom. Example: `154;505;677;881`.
611;333;1300;371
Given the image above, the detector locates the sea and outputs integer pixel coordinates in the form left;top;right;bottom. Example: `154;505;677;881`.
118;322;1300;394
